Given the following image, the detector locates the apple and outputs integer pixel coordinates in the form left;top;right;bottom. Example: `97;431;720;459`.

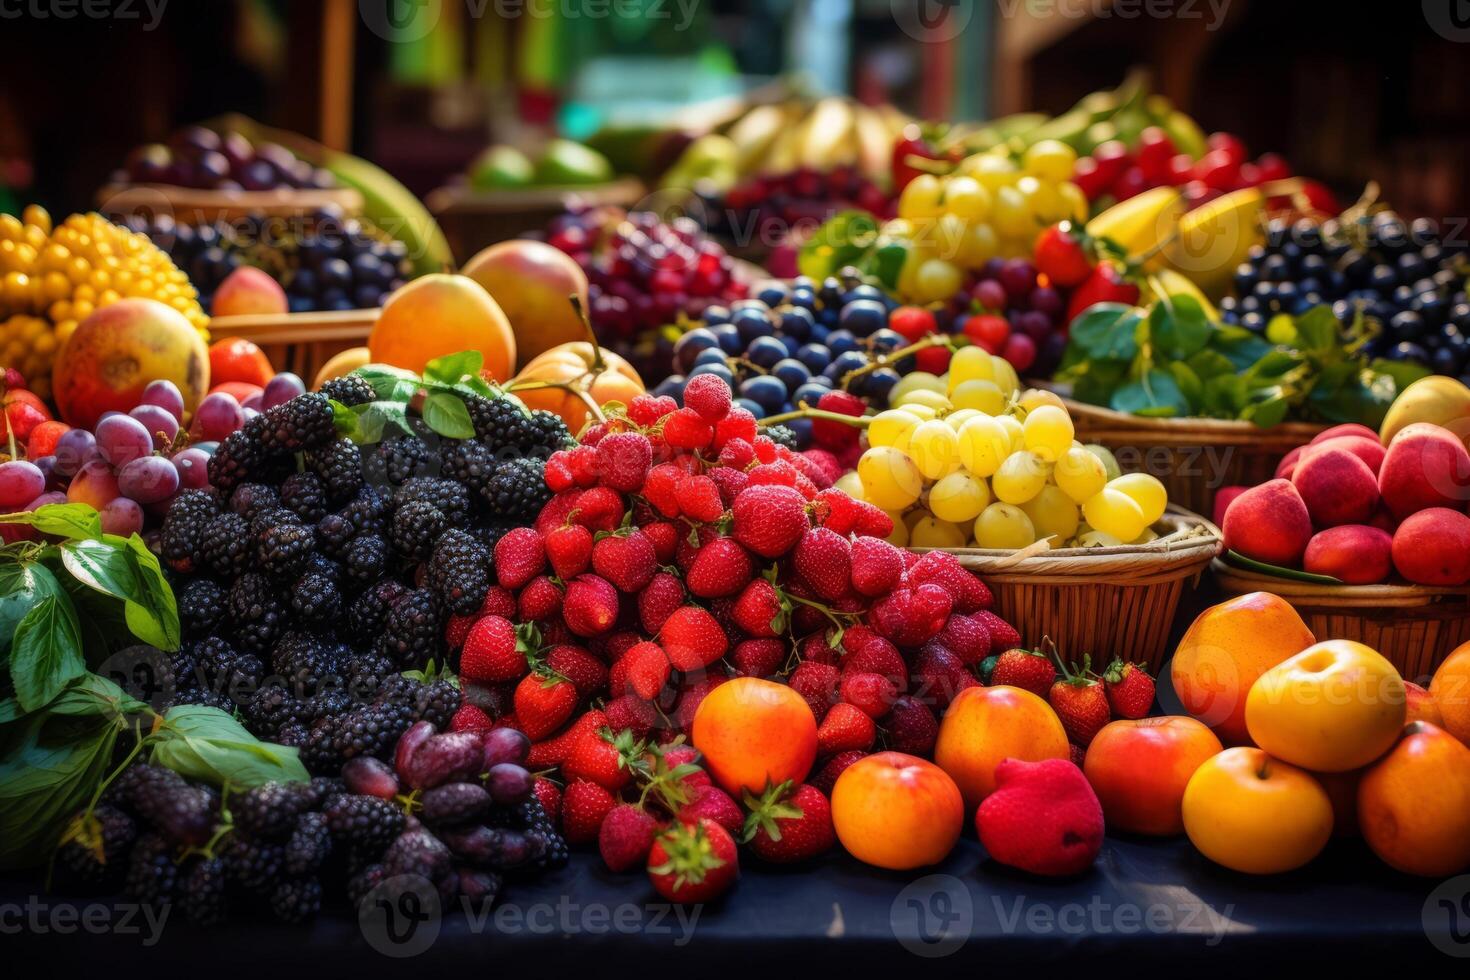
1083;716;1223;836
933;685;1069;811
831;752;964;870
1182;746;1334;874
461;239;591;369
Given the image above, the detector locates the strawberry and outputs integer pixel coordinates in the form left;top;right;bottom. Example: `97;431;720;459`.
596;431;653;493
639;520;679;562
571;486;625;534
788;661;841;721
599;803;661;872
525;709;606;768
742;781;835;863
870;583;953;647
936;613;991;665
717;437;756;470
712;406;758;450
675;474;724;523
1049;659;1112;747
641;463;684;518
974;610;1021;653
816;702;876;754
1103;659;1155;719
811;390;864;449
623;641;673;700
647;818;738;904
494;527;546;590
686;537;754;598
809;750;866;795
513;672;578;740
849;536;905;596
459;616;531;684
604;694;658;738
533;776;562;823
731;578;788;638
991;648;1057;697
671;674;726;731
731;638;785;678
628;393;677;427
562;779;618;844
910;643;977;710
443;611;481;650
884;695;938;755
562;574;620;637
545;645;607;699
638;571;685;633
852;500;894;538
746;460;799;489
683;373;733;422
591;527;657;592
563;726;647;791
731;484;809;558
799;448;843;486
676;784;743;836
545;522;593;579
908;551;979;607
675;524;719;573
663;408;713;450
536;490;584;536
449;703;493;734
841;634;908;687
517;575;564;622
792;527;852;601
708;466;749;506
478;585;517;619
640;741;711;815
840;671;899;719
661;606;728;671
811;487;861;534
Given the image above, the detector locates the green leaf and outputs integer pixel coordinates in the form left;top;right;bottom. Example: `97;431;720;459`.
1242;349;1302;384
1293;305;1340;352
1241;394;1289;428
9;596;85;713
1225;549;1343;584
118;535;180;651
47;672;147;718
1185;348;1236;382
1368;357;1431;390
0;708;124;868
453;375;499;400
421;391;476;439
1167;361;1204;408
423;350;483;385
1209;326;1273;370
1069;303;1143;361
0;559;66;659
349;400;411;445
0;503;101;541
797;210;879;282
867;241;909;291
1150;294;1211;360
149;705;309;789
329;399;357;439
1110;369;1189;417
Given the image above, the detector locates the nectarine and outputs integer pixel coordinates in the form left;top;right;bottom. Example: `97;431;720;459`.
691;677;817;796
460;239;591;369
368;274;517;380
1302;525;1392;584
1391;508;1470;585
1221;479;1312;566
1378;422;1470;519
1083;716;1222;836
932;685;1069;811
831;752;964;870
1292;447;1379;526
1429;642;1470;745
1181;746;1333;874
1358;722;1470;876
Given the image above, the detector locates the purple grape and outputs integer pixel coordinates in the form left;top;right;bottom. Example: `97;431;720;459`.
99;496;144;535
140;379;186;422
117;456;180;504
481;727;530;768
0;460;46;509
485;763;532;805
1017;310;1053;344
999;258;1037;299
402;732;485;790
171;447;212;489
241;392;262;411
31;456;56;484
190;392;243;442
1029;285;1063;320
973;278;1007;311
129;404;181;449
420;782;492;827
393;720;436;778
342;756;401;799
261;373;306;410
26;490;67;511
95;414;154;467
52;428;97;477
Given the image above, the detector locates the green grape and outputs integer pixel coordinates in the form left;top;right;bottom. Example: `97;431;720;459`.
1020;485;1080;544
957;415;1010;477
1081;487;1148;541
928;470;991;523
1021;405;1074;463
1054;445;1107;503
990;355;1020;396
992;450;1049;504
1084;443;1122;480
834;470;864;499
951;379;1006;414
1076;528;1124;547
909;418;960;480
910;515;967;549
945;409;980;431
858;446;923;511
974;502;1036;549
868;408;922;449
890;371;945;405
900;389;952;414
1110;472;1168;524
996;414;1024;450
948;345;995;389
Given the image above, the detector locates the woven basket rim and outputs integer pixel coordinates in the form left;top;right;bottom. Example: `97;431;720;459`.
1211;558;1470;607
1028;382;1328;443
96;183;364;215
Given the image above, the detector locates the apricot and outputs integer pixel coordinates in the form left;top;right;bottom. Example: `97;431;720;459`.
831;752;964;870
1245;640;1406;772
1221;479;1312;566
691;677;817;795
211;266;287;317
1170;591;1316;744
1182;747;1333;874
1391;507;1470;586
933;685;1069;811
1358;722;1470;876
460;239;591;369
1403;681;1443;728
367;273;517;380
1292;446;1379;527
1307;434;1385;474
1302;525;1392;584
1378;422;1470;519
1429;643;1470;744
1083;716;1223;836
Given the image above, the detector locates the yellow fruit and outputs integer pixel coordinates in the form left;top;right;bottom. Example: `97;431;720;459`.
957;415;1011;477
899;389;952;413
992;450;1049;504
1021;485;1080;543
943;176;992;221
908;419;960;480
890;371;946;405
858;447;924;510
1110;473;1168;524
929;471;991;523
1054;446;1108;503
1082;488;1149;541
950;379;1006;414
868;408;922;449
1021;405;1075;462
948;346;996;387
975;503;1036;549
899;174;945;221
910;516;967;549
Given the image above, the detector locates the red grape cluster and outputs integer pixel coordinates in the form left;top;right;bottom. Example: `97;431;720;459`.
953;257;1071;377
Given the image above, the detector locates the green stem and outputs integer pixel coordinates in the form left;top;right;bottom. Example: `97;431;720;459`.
759;405;873;428
840;334;955;388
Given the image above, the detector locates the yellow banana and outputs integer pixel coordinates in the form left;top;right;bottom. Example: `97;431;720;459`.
799;97;857;171
1161;187;1266;299
725;103;790;174
1085;186;1185;260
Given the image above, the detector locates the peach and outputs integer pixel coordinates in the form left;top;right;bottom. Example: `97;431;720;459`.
933;685;1069;811
1292;446;1379;526
1083;716;1223;836
1403;681;1443;727
210;266;288;317
1378;422;1470;519
1221;479;1312;566
1181;747;1334;874
1391;507;1470;585
1171;591;1316;744
831;752;964;870
66;459;120;510
1366;505;1398;534
1302;525;1392;584
1429;643;1470;745
367;273;517;380
1273;447;1302;480
1310;422;1379;445
1308;434;1385;474
1245;640;1406;772
691;677;817;795
460;239;591;370
1211;485;1247;530
1358;722;1470;876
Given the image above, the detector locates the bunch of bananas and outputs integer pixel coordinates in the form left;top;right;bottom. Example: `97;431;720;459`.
0;207;208;398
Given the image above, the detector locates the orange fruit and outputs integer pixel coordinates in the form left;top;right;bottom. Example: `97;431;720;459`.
208;337;275;388
511;342;644;436
691;677;817;796
368;274;516;380
831;752;964;869
1429;642;1470;745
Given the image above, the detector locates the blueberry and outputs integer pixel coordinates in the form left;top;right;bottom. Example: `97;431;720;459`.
770;358;811;393
796;343;833;373
842;284;885;305
789;287;817;311
746;336;788;369
808;323;830;344
1391;341;1429;363
756;282;790;308
674;328;721;373
865;368;901;405
1261;254;1291;280
869;328;906;352
1240;312;1266;332
791;381;830;407
838;299;888;337
687;363;736;386
1389;310;1425;340
819;277;844;307
735;397;765;419
732;307;775;343
739;376;787;413
1233;262;1257;294
784;417;813;449
1412;293;1447;327
692;347;729;367
831;350;869;377
702;305;732;326
779;306;815;339
826;330;860;355
1368;264;1399;291
817;305;841;329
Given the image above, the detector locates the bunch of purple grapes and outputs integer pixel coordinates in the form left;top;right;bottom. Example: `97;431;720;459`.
115;126;337;193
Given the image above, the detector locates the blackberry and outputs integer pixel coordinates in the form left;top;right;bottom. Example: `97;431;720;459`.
255;519;315;577
323;795;404;854
527;409;573;455
315;512;356;558
228;573;285;654
167;687;236;712
382;828;453;888
121;766;217;846
269;876;323;923
291;571;341;623
222;836;284;894
348;579;408;645
200;511;250;578
231;781;318;842
160;489;219;573
334;701;414;762
124;832;178;905
167;646;202;695
377;434;433;485
255;392;335;455
464;394;535;450
178;856;229;927
196;636;262;700
390;500;447;562
342;534;388;588
482;457;551;519
178;578;227;639
271;631;343;695
413;678;461;729
301;723;346;774
57;804;137;884
280;471;329;523
518;796;569;871
276;721;309;749
301;551;342;581
427;529;491;615
319;373;376;407
394;476;472;525
473;519;519;554
228;482;280;522
344;649;396;699
378;588;441;666
302;687;353;724
346;863;385;907
306;439;364;501
341;485;393;533
208;429;264;492
440;438;496;494
244;685;302;738
284;812;332;876
765;424;800;450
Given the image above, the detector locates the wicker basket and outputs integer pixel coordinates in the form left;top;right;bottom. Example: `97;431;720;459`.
922;506;1223;673
1060;398;1324;520
208;309;374;384
427;179;646;263
96;184;363;225
1211;560;1470;680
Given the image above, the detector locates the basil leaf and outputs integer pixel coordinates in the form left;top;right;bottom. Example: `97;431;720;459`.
1069;303;1143;361
867;241;909;291
10;596;86;712
453;375;499;400
421;391;476;439
0;709;123;869
150;705;309;789
1242;394;1289;428
1293;305;1339;352
48;672;147;719
0;503;101;541
424;351;483;385
349;400;411;445
0;559;66;659
75;534;180;652
1151;294;1211;360
1110;369;1190;417
1167;361;1204;409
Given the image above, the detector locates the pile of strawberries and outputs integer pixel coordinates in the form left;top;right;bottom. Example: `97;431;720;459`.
987;646;1156;757
437;373;1023;894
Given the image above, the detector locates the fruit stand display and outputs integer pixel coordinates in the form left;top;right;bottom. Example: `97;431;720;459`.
5;75;1470;967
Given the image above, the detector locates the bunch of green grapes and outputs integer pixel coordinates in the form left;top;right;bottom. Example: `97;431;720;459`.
834;345;1169;549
